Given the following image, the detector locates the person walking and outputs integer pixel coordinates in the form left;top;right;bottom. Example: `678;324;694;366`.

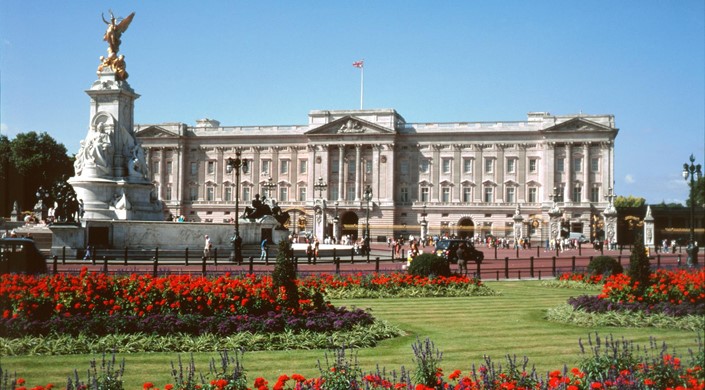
203;235;212;260
260;238;268;261
456;243;467;276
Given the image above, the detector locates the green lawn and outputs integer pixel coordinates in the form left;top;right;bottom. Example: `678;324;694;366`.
1;281;699;389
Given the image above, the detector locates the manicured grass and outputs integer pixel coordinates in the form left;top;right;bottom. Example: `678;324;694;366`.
1;281;699;389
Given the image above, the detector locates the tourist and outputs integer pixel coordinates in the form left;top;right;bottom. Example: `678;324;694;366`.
203;235;212;260
260;238;268;261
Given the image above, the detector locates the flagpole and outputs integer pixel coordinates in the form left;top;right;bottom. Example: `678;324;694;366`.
360;63;364;110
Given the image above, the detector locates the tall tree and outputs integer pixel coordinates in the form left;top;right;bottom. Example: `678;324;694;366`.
614;195;646;208
0;135;12;216
687;176;705;207
3;132;73;215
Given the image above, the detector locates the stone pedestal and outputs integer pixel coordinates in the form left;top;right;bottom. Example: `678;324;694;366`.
69;70;164;222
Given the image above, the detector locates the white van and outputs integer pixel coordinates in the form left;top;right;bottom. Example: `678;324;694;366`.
569;232;590;243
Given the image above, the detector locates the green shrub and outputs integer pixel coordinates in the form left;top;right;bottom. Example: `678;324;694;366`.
407;253;451;278
587;256;623;276
272;240;299;308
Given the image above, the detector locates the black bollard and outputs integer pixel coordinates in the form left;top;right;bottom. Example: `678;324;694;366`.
335;257;340;275
201;256;207;276
537;245;540;258
152;256;158;277
350;248;354;264
571;256;576;272
504;257;509;279
375;256;380;273
249;256;254;274
578;242;582;256
516;246;520;259
552;256;556;276
657;254;661;269
52;255;58;275
214;248;218;266
124;246;128;266
91;245;96;265
494;245;498;260
62;246;66;264
103;256;108;275
185;247;189;266
530;256;534;278
155;247;160;264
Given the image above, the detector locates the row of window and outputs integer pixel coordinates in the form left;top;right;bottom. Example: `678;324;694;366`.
154;155;601;179
165;183;601;205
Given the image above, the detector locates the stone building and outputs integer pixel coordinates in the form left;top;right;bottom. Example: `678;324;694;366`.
135;108;619;243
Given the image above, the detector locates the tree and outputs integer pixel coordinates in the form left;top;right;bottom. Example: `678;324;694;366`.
272;239;299;309
1;132;73;216
687;176;705;207
627;233;651;295
614;195;646;208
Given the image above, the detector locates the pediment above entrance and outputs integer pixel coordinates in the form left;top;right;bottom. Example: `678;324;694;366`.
541;117;615;133
135;125;179;138
305;116;396;136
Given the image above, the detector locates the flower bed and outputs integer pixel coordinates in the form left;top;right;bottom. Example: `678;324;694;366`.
4;334;703;390
299;273;499;299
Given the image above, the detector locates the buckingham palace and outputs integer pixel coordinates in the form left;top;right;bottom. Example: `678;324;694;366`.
135;108;618;243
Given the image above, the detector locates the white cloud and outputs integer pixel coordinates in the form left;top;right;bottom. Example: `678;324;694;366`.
624;174;635;184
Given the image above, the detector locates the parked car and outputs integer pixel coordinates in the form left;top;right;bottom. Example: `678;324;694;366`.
0;237;48;274
568;232;590;244
435;239;484;264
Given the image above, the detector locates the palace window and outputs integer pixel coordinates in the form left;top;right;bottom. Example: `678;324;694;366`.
420;159;430;173
484;158;494;174
331;159;339;174
463;158;473;174
506;158;516;174
401;160;409;175
242;187;251;202
366;160;373;174
528;187;537;203
189;186;198;201
224;187;232;202
591;157;599;172
348;160;355;179
298;187;307;202
166;161;172;174
572;186;582;203
330;187;339;200
279;187;288;201
400;187;409;202
299;159;308;174
420;187;430;202
462;187;472;203
591;187;600;203
556;158;564;172
280;160;289;175
441;187;451;202
529;158;538;173
573;157;582;172
206;186;214;201
506;187;515;203
207;161;215;174
483;187;493;203
153;162;159;175
346;186;355;201
442;158;451;174
261;160;271;175
165;185;172;201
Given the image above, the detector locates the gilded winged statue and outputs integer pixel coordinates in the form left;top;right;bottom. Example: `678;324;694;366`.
98;11;135;81
102;11;135;56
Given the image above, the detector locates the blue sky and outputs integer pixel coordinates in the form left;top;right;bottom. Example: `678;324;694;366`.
1;1;703;205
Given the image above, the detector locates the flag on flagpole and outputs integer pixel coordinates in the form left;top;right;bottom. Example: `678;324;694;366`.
352;60;364;68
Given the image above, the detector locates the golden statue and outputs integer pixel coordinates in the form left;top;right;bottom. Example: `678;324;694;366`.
98;11;135;81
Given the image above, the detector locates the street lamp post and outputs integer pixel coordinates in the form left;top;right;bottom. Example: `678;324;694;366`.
226;151;247;263
682;154;702;267
262;176;277;199
333;201;340;243
363;185;372;260
314;177;328;199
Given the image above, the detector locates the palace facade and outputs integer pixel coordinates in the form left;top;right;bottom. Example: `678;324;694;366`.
135;109;619;243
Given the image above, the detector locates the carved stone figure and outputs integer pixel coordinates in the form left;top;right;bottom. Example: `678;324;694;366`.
74;123;114;176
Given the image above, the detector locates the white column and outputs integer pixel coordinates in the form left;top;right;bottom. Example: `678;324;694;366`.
338;145;345;201
355;145;361;201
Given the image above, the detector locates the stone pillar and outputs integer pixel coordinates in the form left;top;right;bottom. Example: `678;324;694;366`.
338;145;345;201
603;187;618;249
643;205;655;250
513;205;524;240
355;145;361;201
